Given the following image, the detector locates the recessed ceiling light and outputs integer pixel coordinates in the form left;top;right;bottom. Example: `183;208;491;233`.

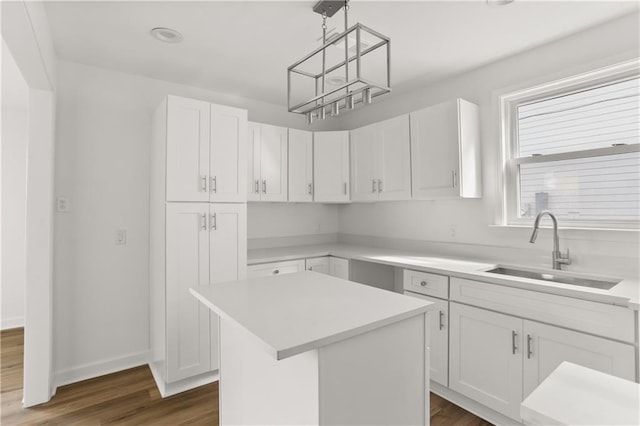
327;76;346;86
150;27;183;43
486;0;514;6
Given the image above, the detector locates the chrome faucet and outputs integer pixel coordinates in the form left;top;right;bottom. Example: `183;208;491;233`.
529;211;571;270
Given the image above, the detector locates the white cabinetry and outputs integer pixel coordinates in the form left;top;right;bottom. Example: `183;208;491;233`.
522;319;635;398
329;256;349;280
166;95;247;203
166;203;246;382
247;259;306;278
151;96;247;397
305;256;329;274
313;131;350;203
248;122;288;202
449;302;523;421
410;98;481;199
351;115;411;201
449;301;636;422
288;129;313;202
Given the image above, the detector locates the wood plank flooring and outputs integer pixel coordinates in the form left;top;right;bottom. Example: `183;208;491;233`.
2;328;490;425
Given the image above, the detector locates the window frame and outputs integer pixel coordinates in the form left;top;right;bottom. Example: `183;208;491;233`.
499;59;640;230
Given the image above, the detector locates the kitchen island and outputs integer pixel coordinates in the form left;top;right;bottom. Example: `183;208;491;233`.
190;271;434;425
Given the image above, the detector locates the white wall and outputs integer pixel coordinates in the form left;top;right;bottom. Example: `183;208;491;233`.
336;13;640;278
1;37;29;330
1;109;28;329
52;59;338;383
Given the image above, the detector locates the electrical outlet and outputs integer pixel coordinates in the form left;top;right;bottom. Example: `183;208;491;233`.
448;224;457;240
116;229;127;245
56;197;70;212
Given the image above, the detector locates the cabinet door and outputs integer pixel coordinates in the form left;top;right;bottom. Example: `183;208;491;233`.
350;124;379;202
314;131;350;203
288;129;313;202
260;124;288;202
166;96;210;202
305;256;330;274
166;203;211;382
449;302;523;421
247;122;261;201
209;105;247;202
329;256;349;280
405;292;449;387
209;203;247;370
523;320;636;398
379;115;412;201
246;259;306;278
410;100;460;199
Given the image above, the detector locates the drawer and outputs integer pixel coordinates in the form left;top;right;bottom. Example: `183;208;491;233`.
403;269;449;299
247;259;306;278
450;277;635;343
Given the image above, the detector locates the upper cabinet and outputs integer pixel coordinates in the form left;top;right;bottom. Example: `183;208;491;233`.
410;98;481;199
165;96;247;203
314;131;350;203
247;122;288;202
288;129;313;203
351;115;411;202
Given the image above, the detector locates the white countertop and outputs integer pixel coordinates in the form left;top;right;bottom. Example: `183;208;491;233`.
190;271;434;360
521;362;640;425
248;243;640;309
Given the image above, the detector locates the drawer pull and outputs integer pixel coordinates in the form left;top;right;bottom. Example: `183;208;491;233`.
273;269;280;275
420;281;427;287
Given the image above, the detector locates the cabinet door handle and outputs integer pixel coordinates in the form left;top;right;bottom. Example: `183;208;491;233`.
308;183;313;195
200;213;207;231
273;269;280;275
439;311;445;330
527;334;533;359
452;170;458;188
263;179;267;194
255;179;259;194
372;179;377;193
210;213;217;231
211;176;217;193
378;179;382;193
200;175;208;192
343;182;348;195
512;331;518;355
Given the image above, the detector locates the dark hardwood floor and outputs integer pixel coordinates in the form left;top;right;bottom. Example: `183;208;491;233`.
1;328;490;425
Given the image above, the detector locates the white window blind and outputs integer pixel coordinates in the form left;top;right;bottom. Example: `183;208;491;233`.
503;68;640;227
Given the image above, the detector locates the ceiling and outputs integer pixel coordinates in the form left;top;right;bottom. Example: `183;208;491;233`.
43;1;638;107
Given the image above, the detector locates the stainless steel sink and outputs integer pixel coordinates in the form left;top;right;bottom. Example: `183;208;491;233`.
486;267;620;290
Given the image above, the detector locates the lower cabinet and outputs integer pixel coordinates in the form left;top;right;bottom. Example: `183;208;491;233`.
449;302;523;421
248;256;350;280
305;256;330;274
449;301;636;422
247;259;306;278
329;256;349;280
405;292;449;387
163;202;246;384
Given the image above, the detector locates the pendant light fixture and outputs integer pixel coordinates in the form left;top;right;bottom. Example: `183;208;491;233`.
287;0;391;122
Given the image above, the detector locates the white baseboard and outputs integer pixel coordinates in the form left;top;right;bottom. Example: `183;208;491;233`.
1;317;25;330
431;382;523;426
149;362;219;398
53;350;150;388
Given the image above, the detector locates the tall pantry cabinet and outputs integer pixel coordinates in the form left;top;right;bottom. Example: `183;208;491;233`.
150;95;247;397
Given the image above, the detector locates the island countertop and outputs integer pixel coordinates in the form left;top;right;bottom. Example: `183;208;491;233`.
190;271;434;360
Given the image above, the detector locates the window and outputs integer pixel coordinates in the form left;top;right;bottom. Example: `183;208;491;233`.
500;61;640;229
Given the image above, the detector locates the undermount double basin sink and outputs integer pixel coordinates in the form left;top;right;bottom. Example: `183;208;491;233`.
486;266;621;290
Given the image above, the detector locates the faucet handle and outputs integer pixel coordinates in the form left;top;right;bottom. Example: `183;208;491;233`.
559;248;571;265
